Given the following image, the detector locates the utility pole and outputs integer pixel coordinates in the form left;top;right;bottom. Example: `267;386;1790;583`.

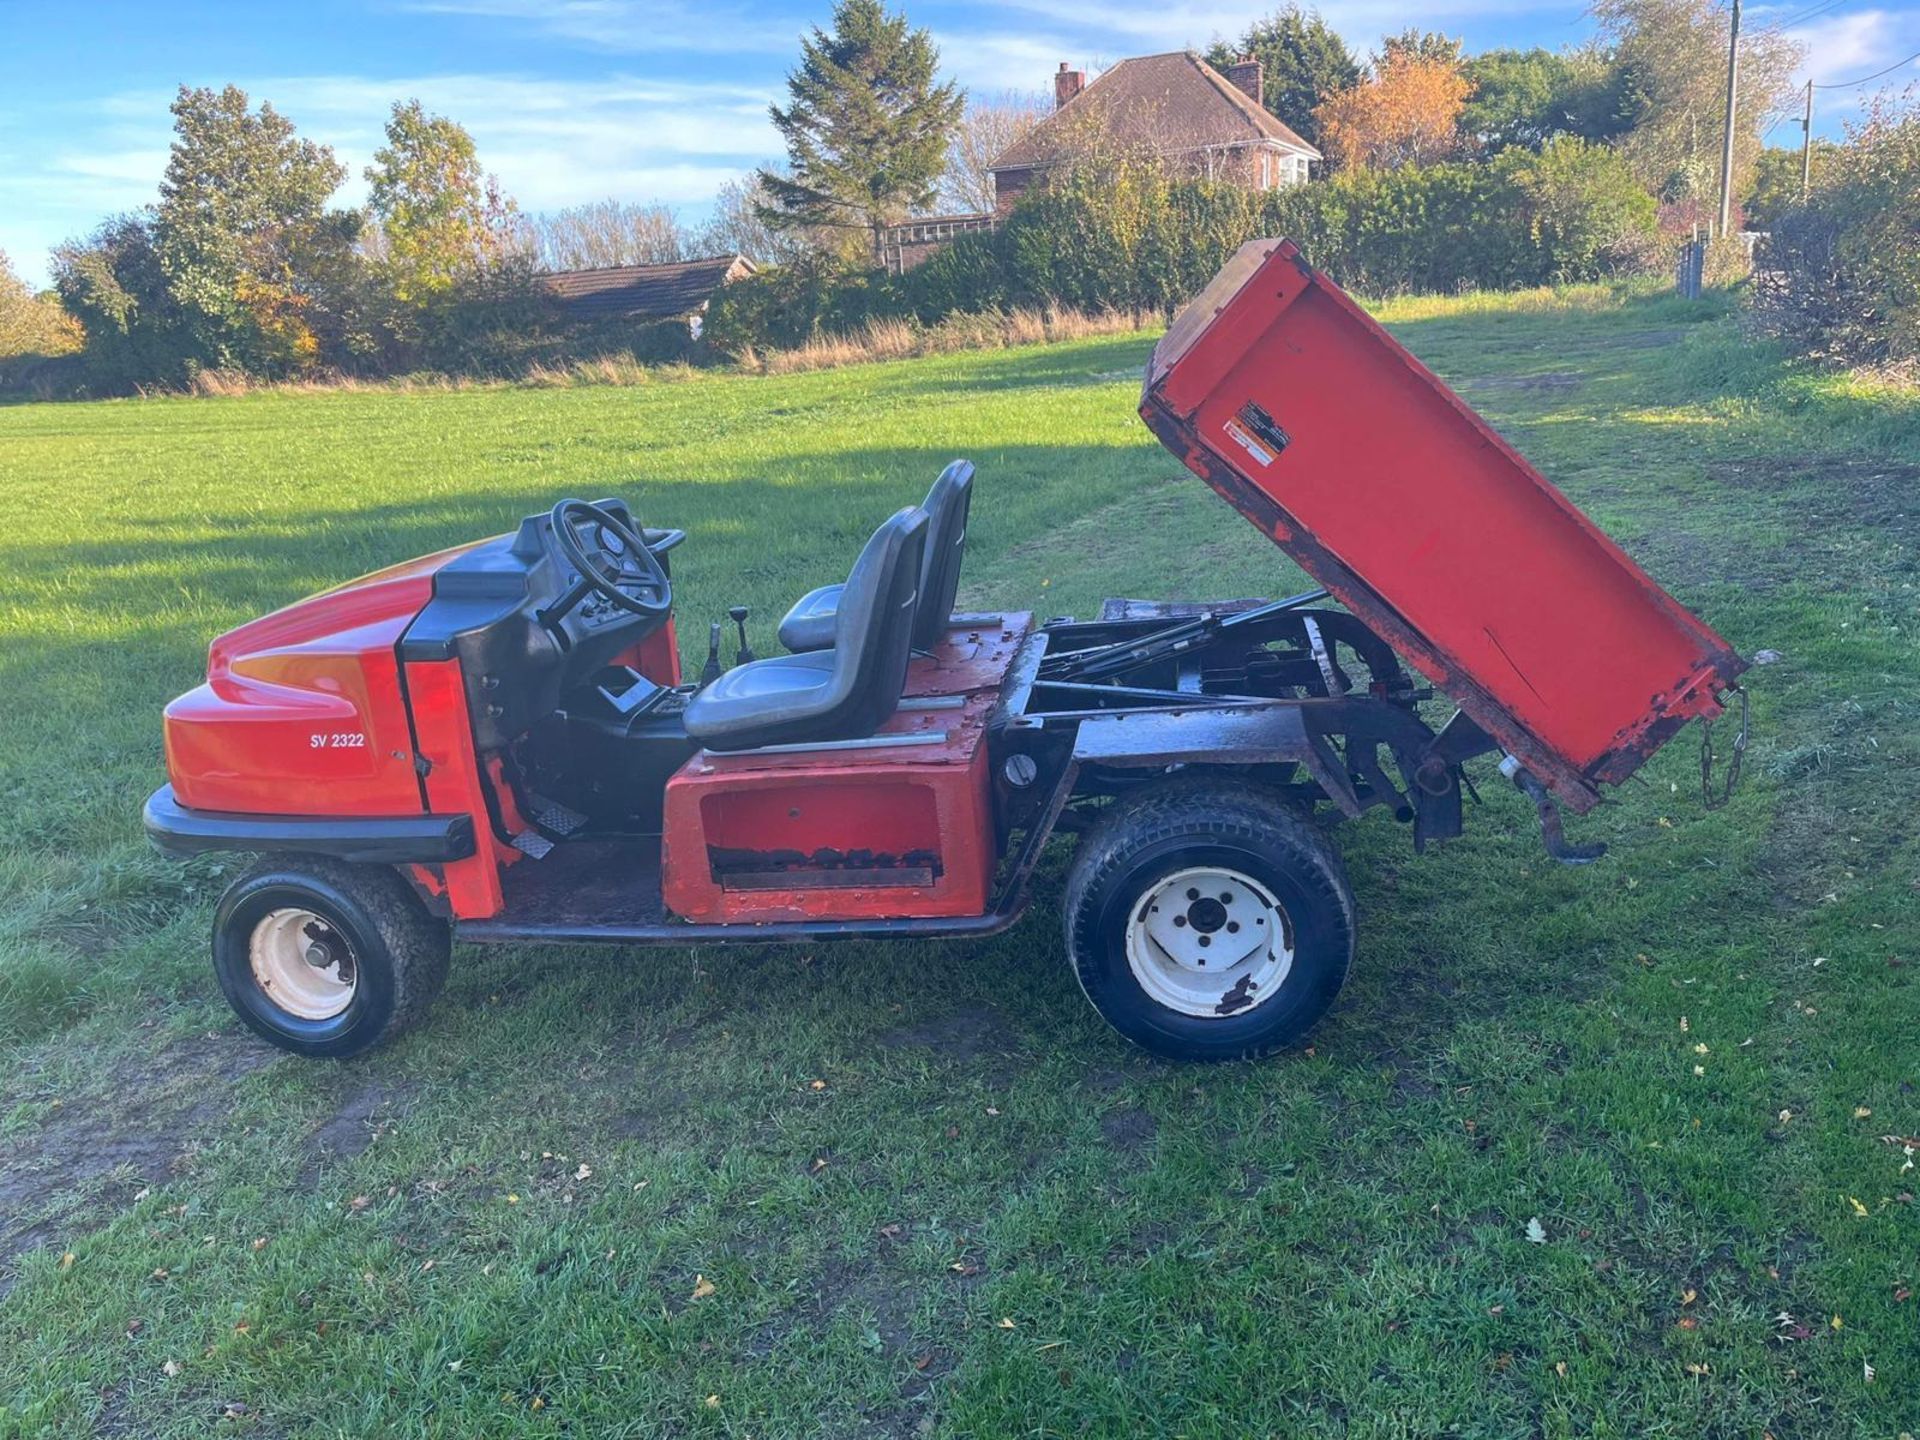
1800;79;1814;200
1717;0;1742;237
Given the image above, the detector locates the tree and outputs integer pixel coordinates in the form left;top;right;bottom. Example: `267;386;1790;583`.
1314;50;1471;170
758;0;963;254
1743;141;1840;228
1461;47;1639;155
1205;8;1360;148
1379;29;1465;68
1591;0;1801;218
693;174;812;264
525;200;687;270
0;250;81;361
940;91;1046;213
152;84;354;372
365;101;518;303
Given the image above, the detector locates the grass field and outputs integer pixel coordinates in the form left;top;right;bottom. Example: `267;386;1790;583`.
1;283;1917;1438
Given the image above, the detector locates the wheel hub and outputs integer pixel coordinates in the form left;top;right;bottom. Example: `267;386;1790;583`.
249;908;356;1021
1125;866;1293;1018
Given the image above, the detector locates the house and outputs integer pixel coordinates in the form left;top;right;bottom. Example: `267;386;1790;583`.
875;52;1319;273
539;253;757;339
991;52;1321;215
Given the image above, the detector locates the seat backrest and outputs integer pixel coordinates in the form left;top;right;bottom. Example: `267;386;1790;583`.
911;460;975;650
823;506;929;736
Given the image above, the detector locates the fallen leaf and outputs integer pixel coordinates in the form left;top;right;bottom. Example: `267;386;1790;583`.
349;1195;371;1211
690;1274;716;1301
1525;1217;1547;1244
530;1396;545;1411
985;1106;1001;1117
1493;1352;1512;1371
1864;1361;1875;1383
810;1079;827;1091
914;1353;933;1371
132;1188;150;1203
1779;1110;1793;1124
1682;1289;1697;1305
1677;1316;1699;1331
505;1193;519;1205
1693;1043;1709;1055
1855;1107;1873;1119
1685;1362;1710;1377
150;1268;169;1281
879;1223;903;1239
1894;1287;1912;1303
59;1252;75;1271
1680;1016;1690;1032
221;1402;248;1419
161;1360;182;1377
1554;1361;1568;1377
997;1317;1016;1329
1694;1065;1706;1076
251;1237;268;1251
1849;1196;1869;1217
574;1163;592;1182
127;1318;143;1336
447;1360;463;1372
704;1395;720;1409
1832;1314;1844;1330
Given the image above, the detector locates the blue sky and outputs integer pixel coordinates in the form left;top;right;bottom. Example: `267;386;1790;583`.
2;0;1915;287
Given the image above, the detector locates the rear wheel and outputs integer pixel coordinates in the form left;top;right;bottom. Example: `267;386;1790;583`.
1063;778;1355;1062
212;856;450;1059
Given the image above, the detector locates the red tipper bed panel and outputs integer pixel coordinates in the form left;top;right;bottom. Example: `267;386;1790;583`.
1140;238;1746;811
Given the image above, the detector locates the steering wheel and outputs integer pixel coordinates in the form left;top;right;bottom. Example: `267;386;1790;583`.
548;498;673;619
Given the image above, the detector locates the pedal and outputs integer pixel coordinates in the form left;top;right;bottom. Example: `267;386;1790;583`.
528;798;589;837
511;830;555;859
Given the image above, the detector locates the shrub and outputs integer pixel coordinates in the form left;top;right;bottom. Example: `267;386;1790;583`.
1754;96;1920;371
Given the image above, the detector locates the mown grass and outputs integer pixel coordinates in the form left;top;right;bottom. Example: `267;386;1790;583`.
0;284;1916;1438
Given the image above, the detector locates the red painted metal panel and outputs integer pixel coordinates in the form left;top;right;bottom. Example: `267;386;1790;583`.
1143;239;1746;808
162;559;450;816
659;616;1028;923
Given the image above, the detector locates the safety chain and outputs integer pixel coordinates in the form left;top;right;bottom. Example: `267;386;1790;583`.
1699;685;1750;811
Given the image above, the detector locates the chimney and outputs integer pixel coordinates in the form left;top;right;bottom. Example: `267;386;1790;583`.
1054;62;1085;109
1226;56;1263;107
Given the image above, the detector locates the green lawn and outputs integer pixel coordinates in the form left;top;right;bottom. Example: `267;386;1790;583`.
1;285;1917;1438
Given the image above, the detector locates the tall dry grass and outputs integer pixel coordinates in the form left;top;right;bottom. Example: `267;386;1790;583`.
140;305;1158;399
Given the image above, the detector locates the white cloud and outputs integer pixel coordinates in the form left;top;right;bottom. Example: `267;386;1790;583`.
397;0;801;53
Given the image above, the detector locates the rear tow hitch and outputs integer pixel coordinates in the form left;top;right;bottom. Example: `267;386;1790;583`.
1500;756;1607;866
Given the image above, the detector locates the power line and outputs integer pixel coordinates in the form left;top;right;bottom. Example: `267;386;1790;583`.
1769;0;1850;30
1812;48;1920;87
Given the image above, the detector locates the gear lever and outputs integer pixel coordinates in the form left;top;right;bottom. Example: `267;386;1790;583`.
699;621;724;686
729;605;755;665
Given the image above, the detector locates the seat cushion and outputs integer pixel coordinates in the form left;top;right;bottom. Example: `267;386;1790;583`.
683;650;840;746
777;582;844;654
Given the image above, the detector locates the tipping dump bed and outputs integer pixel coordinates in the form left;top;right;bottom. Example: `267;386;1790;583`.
1141;239;1745;812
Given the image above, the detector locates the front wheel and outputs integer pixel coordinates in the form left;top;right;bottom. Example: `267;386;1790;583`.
212;855;450;1059
1063;778;1355;1062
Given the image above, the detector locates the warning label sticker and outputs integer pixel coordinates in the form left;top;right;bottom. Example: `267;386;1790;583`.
1222;418;1275;467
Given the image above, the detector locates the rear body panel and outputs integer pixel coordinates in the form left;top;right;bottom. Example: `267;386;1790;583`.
1142;238;1746;809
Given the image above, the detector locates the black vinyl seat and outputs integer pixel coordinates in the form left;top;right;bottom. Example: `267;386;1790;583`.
684;507;929;751
779;460;974;654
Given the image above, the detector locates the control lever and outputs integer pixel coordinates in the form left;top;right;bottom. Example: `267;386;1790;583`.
699;622;724;687
729;605;756;666
1501;756;1606;865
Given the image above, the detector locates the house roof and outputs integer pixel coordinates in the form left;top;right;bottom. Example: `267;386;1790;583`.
540;254;756;321
992;51;1320;172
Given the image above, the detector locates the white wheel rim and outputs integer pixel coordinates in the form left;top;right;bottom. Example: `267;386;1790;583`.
1123;865;1294;1019
248;907;356;1021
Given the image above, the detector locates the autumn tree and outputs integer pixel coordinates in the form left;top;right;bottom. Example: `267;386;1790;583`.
1206;8;1359;148
1314;49;1471;170
758;0;963;255
525;200;685;270
0;250;81;361
152;84;354;371
364;101;518;303
1591;0;1801;217
1378;28;1465;67
939;91;1046;213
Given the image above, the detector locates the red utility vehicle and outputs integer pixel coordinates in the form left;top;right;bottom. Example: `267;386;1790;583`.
146;240;1748;1062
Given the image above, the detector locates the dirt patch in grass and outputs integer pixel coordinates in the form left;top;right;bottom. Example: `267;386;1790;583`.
297;1078;420;1183
0;1033;273;1293
1461;371;1584;393
877;1004;1016;1062
1099;1105;1157;1153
